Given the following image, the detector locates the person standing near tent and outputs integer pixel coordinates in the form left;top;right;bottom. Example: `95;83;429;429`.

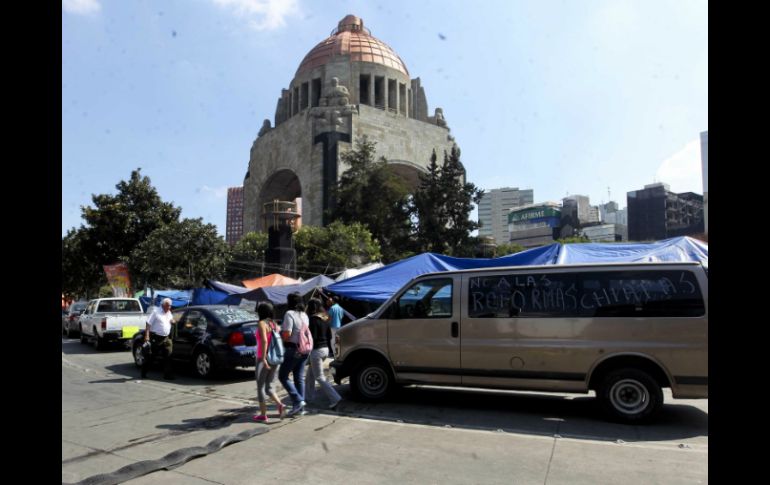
326;295;343;357
305;297;342;410
279;292;310;417
142;298;176;380
253;301;286;423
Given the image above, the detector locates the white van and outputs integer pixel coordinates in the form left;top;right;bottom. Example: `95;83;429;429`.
330;262;708;422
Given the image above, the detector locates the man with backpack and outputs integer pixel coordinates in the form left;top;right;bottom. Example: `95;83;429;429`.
278;292;313;417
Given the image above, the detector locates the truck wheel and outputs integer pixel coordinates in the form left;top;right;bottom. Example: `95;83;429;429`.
79;325;87;344
93;329;104;350
350;360;393;402
597;368;663;423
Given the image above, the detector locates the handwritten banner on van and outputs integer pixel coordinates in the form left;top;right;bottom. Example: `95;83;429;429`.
468;270;704;318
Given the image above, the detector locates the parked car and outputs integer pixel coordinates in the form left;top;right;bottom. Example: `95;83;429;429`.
331;261;708;423
131;305;259;378
79;298;147;350
62;301;88;338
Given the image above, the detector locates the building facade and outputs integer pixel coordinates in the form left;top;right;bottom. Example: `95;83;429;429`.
242;15;459;233
508;202;561;247
627;183;704;241
580;223;627;243
478;187;534;244
226;186;244;245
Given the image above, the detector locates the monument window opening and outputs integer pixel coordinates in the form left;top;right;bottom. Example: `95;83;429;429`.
311;78;322;107
300;82;309;111
292;87;299;116
408;88;413;118
399;83;407;116
359;75;371;105
388;79;397;112
374;76;384;109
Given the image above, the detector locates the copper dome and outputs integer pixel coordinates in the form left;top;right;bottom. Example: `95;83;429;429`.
296;15;409;77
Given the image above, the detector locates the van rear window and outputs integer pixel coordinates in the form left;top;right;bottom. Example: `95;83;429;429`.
468;270;705;318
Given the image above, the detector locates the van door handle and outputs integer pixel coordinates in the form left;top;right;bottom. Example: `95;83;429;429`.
451;321;458;338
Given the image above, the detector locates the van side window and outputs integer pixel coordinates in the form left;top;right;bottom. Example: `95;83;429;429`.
468;269;705;318
468;273;577;318
394;278;452;319
577;270;705;317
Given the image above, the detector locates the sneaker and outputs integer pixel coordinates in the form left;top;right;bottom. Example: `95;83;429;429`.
287;405;305;417
253;414;268;423
276;403;286;418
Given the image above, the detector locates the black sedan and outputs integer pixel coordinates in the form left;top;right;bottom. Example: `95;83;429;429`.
131;305;259;378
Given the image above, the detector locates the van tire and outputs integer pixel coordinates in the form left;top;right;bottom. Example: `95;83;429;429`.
598;368;663;423
350;360;393;402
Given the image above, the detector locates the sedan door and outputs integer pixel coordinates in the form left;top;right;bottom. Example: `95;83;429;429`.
174;309;207;359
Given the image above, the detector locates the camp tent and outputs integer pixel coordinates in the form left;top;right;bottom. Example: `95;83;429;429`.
335;262;384;281
241;274;335;304
325;236;707;304
242;273;300;289
139;290;192;311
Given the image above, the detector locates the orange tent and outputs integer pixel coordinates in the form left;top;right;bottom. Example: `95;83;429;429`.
242;273;300;289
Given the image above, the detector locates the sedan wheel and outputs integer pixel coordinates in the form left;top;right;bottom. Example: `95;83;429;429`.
194;350;214;378
133;344;145;368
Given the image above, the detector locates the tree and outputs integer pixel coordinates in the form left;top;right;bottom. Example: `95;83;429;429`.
556;235;591;244
226;232;269;281
332;137;412;262
62;226;104;298
294;221;381;275
131;218;230;288
73;169;182;290
412;145;483;256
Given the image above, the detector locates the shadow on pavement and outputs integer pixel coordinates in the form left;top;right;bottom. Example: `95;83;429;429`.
312;383;708;443
61;336;130;355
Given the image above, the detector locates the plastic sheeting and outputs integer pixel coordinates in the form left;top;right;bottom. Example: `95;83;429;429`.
139;290;192;310
205;280;251;294
191;288;243;306
334;262;384;281
326;243;562;303
242;273;300;289
241;274;336;304
325;237;707;304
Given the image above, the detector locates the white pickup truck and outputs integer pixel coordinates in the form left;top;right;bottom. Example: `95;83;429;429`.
78;297;147;350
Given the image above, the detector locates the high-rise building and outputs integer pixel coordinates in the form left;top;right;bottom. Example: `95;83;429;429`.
478;187;534;244
508;202;561;247
700;131;708;234
226;186;244;245
627;183;704;241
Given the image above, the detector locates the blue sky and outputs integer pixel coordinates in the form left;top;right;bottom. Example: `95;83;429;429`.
62;0;708;237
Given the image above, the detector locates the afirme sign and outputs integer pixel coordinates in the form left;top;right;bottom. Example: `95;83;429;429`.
509;207;560;223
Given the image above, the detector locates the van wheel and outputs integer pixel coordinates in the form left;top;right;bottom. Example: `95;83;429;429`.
598;368;663;423
350;361;393;402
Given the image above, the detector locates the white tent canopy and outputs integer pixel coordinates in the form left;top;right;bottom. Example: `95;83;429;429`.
335;262;384;281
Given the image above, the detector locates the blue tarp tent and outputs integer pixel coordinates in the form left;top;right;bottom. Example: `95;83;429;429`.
241;275;336;304
325;237;707;304
556;236;708;264
326;243;562;303
205;280;252;294
191;288;243;306
139;290;192;310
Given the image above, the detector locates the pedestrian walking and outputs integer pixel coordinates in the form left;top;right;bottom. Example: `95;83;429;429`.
141;297;176;380
305;297;342;410
254;301;286;423
278;292;311;417
326;295;343;357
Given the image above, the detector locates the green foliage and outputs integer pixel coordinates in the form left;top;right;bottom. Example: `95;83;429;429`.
130;218;230;288
226;232;268;280
412;145;483;257
495;243;526;256
332;137;412;262
62;227;105;298
294;221;381;274
98;285;114;298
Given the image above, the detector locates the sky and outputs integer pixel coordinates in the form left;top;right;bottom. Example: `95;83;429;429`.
62;0;708;237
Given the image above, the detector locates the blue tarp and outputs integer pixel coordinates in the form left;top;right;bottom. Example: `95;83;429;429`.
139;290;192;310
191;288;243;306
325;237;707;304
206;280;251;294
241;274;336;304
326;243;562;303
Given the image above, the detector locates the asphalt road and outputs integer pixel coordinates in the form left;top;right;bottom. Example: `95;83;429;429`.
62;336;708;484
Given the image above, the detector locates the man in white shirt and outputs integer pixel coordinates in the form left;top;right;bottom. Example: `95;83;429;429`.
141;298;177;380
